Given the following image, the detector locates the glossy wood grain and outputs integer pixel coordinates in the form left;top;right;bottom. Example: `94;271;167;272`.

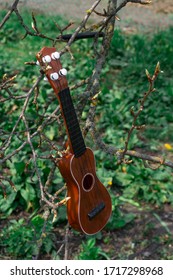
58;148;112;235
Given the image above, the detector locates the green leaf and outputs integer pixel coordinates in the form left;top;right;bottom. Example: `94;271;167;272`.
45;126;55;140
44;239;54;254
31;215;44;227
14;162;25;175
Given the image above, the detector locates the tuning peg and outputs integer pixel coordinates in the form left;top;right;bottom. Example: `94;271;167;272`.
59;68;67;76
36;60;40;66
44;76;48;81
51;51;60;60
50;72;59;80
42;55;51;63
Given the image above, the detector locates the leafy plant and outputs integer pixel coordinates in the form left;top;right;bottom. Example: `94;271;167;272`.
77;238;109;260
106;195;136;230
0;215;55;259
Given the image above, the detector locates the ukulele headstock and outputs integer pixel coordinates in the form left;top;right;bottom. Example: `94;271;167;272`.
36;47;68;94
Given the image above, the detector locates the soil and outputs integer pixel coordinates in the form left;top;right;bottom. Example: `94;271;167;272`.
64;203;173;260
0;0;173;260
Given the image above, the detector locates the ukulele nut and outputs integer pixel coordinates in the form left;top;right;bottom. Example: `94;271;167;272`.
42;55;51;63
50;72;59;80
51;51;60;60
59;68;67;76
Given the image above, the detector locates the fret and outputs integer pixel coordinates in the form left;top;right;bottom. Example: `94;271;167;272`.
58;88;86;157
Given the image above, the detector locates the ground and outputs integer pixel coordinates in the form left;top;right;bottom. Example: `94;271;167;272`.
1;0;173;31
0;0;173;260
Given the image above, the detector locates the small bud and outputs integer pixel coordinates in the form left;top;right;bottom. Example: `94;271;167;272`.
152;62;161;81
86;9;92;15
155;61;160;75
59;197;71;206
145;69;151;80
31;22;37;32
115;15;120;21
52;210;58;223
130;106;135;116
37;125;42;132
3;74;8;80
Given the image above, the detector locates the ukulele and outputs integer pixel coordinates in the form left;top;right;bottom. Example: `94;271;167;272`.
36;47;112;235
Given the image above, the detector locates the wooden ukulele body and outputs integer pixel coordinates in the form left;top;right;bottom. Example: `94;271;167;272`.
36;46;112;234
58;148;112;235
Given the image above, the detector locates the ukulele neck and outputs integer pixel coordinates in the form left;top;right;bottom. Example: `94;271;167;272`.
58;87;86;157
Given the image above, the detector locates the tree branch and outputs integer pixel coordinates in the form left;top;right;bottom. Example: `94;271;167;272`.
0;0;20;29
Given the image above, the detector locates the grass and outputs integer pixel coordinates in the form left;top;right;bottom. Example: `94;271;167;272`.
0;9;173;259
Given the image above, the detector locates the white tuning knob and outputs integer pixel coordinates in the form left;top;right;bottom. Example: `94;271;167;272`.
51;51;60;60
42;55;51;63
50;72;59;80
36;60;40;66
59;68;67;76
44;76;48;81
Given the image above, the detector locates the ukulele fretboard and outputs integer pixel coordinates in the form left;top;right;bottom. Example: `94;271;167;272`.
58;88;86;157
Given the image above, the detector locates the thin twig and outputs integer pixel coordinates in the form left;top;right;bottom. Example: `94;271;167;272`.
122;62;160;161
66;0;102;48
64;224;70;260
1;74;43;152
0;0;19;29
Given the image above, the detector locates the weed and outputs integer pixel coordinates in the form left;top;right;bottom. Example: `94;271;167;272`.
0;215;55;259
77;238;110;260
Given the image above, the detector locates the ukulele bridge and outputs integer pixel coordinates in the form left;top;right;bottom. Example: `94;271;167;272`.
88;202;105;220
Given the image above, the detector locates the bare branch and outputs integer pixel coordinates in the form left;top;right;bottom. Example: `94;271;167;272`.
1;74;43;152
0;0;19;29
66;0;102;47
122;62;161;161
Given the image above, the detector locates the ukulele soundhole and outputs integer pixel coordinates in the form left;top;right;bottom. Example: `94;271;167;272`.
82;173;94;191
